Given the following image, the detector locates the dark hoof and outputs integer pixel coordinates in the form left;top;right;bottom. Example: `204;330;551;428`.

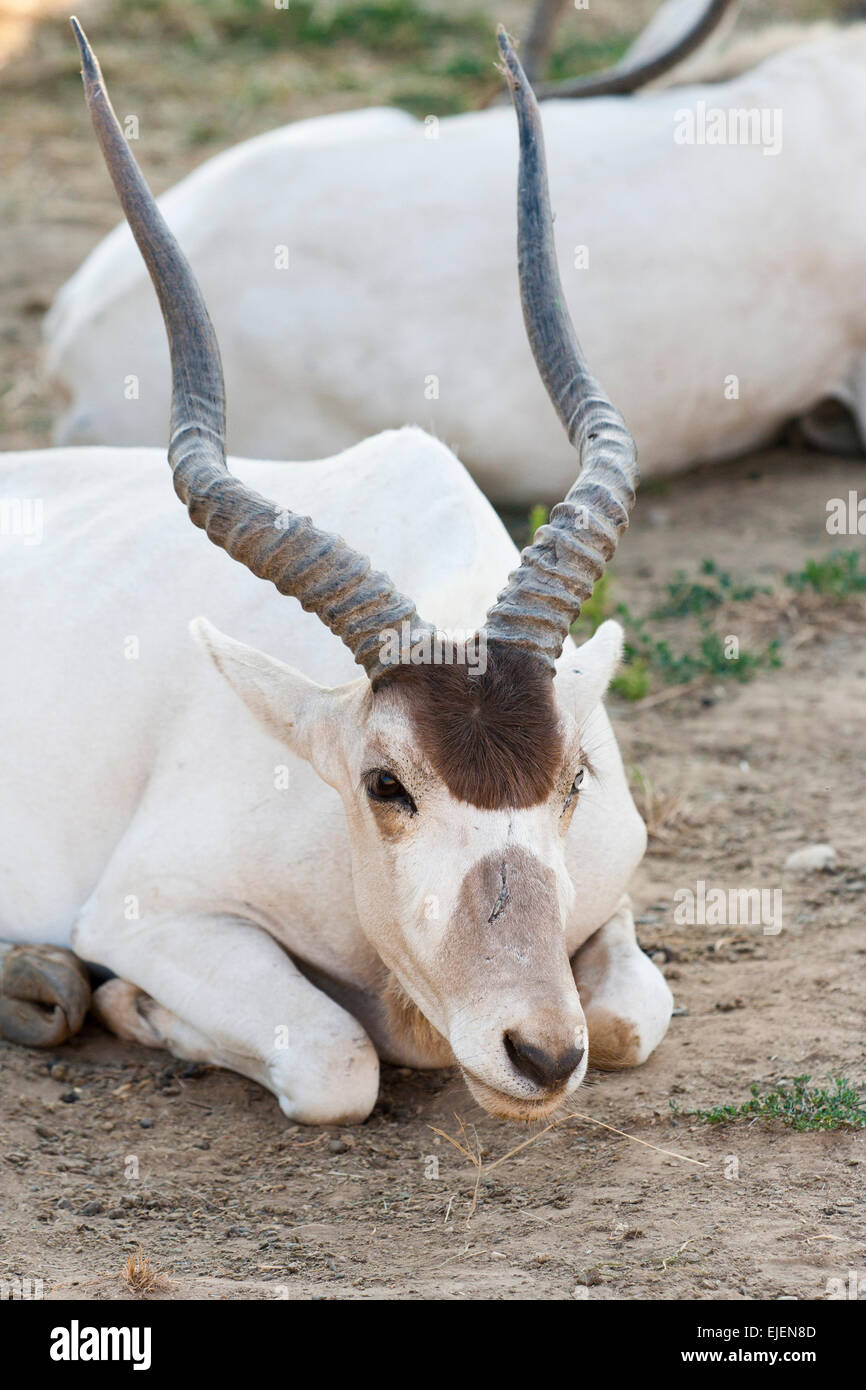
0;945;91;1047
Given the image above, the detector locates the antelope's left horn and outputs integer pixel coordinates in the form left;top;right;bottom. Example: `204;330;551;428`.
71;16;433;686
483;29;638;670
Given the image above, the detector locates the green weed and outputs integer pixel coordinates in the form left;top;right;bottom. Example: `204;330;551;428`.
653;559;765;619
678;1075;866;1132
785;550;866;601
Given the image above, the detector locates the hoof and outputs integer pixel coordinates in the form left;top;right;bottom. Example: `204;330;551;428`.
0;945;91;1047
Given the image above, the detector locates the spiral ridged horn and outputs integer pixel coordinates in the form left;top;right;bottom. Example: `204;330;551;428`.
71;17;432;685
483;30;639;669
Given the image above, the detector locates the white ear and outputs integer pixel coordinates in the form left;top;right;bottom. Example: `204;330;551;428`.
554;619;623;723
190;616;333;756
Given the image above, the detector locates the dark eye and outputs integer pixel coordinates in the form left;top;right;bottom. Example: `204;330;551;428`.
563;768;585;812
365;769;417;813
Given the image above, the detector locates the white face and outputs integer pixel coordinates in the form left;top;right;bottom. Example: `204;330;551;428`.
335;684;590;1119
193;618;631;1122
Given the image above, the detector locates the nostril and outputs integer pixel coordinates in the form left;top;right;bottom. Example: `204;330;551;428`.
504;1032;585;1088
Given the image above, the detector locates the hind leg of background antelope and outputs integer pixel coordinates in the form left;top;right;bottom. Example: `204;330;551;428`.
571;897;673;1069
0;941;91;1047
72;911;380;1124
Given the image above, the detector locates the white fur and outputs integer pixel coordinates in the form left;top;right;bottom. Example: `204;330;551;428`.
0;431;670;1121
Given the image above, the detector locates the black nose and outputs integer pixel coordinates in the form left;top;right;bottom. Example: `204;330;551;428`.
504;1032;585;1088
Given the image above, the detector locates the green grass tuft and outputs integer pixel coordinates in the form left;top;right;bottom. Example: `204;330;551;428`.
785;550;866;601
678;1075;866;1132
567;561;781;698
610;656;651;701
653;559;766;619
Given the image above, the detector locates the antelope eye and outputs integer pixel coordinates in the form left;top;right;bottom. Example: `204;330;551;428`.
365;769;416;812
564;768;585;811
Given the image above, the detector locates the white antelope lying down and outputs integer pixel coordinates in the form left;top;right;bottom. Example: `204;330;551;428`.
0;22;672;1125
45;18;866;505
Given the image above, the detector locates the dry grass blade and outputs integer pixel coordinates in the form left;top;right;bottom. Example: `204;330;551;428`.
561;1110;709;1166
429;1115;484;1218
429;1115;479;1167
431;1105;707;1209
122;1244;170;1296
484;1109;706;1172
483;1118;562;1173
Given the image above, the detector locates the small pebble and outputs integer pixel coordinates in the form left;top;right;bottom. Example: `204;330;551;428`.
328;1139;349;1154
784;843;837;874
139;1118;153;1129
59;1091;77;1104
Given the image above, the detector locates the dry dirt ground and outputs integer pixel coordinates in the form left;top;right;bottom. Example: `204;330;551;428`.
1;0;864;1302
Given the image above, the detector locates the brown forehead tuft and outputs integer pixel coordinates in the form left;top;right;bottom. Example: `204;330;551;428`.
381;642;563;810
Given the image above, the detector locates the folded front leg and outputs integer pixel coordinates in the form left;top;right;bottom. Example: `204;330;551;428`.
572;897;673;1069
73;911;380;1124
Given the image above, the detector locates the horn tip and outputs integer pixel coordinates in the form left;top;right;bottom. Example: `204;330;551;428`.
497;25;533;105
496;25;517;68
70;14;98;83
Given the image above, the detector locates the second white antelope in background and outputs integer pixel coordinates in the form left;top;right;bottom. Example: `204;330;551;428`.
45;15;866;503
0;22;672;1125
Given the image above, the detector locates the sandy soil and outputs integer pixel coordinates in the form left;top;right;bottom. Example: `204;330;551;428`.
0;0;863;1302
